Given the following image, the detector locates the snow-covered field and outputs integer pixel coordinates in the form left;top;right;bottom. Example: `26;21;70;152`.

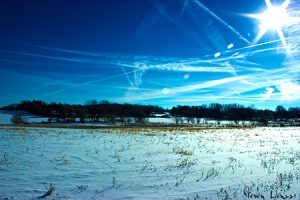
0;126;300;199
0;111;48;124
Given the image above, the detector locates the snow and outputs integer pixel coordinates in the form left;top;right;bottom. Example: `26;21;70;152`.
0;127;300;199
148;117;174;124
0;110;48;124
0;111;12;124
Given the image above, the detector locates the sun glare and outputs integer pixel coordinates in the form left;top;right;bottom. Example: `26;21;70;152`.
248;0;299;48
259;6;289;30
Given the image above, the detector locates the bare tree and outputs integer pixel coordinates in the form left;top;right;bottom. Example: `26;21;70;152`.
11;115;27;124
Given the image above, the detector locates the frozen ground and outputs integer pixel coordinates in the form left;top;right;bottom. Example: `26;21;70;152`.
0;111;48;124
0;126;300;199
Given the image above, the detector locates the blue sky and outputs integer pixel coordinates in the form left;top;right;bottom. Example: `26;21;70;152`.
0;0;300;109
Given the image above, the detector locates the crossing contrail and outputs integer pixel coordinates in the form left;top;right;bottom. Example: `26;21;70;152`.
192;0;251;45
179;0;190;17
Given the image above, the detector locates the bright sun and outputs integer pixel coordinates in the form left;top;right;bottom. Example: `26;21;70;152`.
259;6;289;30
248;0;299;48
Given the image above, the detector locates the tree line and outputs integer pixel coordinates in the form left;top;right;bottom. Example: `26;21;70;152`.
170;104;300;125
1;100;300;125
1;100;164;124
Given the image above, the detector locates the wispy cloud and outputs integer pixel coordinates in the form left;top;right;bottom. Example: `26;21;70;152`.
277;81;300;101
0;37;297;103
261;87;275;100
114;75;246;102
1;1;300;106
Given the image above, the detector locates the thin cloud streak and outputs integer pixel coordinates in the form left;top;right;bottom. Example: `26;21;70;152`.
114;75;246;102
2;19;300;104
192;0;251;45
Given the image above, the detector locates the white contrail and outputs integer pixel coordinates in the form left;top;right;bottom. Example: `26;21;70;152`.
179;0;190;17
192;0;251;45
0;40;179;63
120;66;135;87
0;49;93;64
115;65;298;102
1;40;270;73
226;38;284;53
115;75;246;102
43;68;144;98
0;48;142;88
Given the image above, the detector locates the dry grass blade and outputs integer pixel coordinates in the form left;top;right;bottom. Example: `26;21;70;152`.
38;183;55;199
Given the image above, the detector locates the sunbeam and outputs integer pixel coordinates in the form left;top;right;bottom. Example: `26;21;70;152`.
247;0;300;49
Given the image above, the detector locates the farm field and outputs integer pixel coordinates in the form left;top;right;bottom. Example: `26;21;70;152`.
0;126;300;199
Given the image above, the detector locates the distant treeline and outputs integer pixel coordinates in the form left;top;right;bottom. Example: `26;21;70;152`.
1;100;164;124
1;100;300;125
170;104;300;125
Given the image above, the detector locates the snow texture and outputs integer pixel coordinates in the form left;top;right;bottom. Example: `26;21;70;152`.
0;127;300;199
